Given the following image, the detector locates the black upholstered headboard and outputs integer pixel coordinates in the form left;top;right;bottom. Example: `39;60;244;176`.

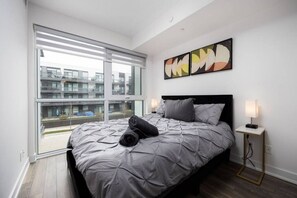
162;95;233;130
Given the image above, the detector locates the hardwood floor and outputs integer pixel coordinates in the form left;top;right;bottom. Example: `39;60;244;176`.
18;154;74;198
195;163;297;198
19;154;297;198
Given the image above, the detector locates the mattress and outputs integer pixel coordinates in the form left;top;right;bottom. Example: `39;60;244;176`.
69;113;235;198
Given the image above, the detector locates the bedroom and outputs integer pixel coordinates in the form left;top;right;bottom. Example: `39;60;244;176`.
1;0;297;197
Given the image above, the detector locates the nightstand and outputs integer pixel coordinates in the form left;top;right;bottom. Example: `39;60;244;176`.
236;126;265;185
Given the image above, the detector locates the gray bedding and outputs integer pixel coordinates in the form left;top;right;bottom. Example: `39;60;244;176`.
70;113;234;198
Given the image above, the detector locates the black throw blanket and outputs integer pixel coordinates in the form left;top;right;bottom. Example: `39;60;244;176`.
119;127;139;147
119;115;159;147
128;115;159;138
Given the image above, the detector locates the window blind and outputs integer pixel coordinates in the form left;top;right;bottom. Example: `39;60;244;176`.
107;50;146;68
34;24;146;66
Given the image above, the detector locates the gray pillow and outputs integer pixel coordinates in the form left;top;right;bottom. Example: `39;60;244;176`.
194;104;225;125
156;99;165;115
165;98;195;122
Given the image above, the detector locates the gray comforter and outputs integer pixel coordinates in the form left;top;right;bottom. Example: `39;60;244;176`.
70;113;234;198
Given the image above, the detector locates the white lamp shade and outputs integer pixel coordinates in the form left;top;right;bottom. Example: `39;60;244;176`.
245;100;258;118
151;98;158;109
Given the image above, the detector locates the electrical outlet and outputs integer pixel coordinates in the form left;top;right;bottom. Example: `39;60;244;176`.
20;151;22;162
19;150;25;162
265;145;272;154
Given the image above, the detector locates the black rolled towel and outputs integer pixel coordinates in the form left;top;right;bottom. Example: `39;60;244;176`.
128;115;159;138
119;127;139;147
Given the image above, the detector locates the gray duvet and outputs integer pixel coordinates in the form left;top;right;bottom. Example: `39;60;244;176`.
70;113;234;198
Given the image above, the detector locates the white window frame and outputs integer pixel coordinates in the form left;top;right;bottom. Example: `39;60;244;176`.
34;25;146;157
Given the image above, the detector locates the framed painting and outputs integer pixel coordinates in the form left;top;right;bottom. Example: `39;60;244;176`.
164;52;190;80
191;38;232;75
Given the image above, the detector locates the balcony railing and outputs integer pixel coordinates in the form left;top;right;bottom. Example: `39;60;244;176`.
41;94;61;99
63;88;89;93
40;72;62;80
40;72;106;84
41;86;61;91
112;90;125;95
94;88;104;93
112;79;125;84
92;77;104;83
41;86;61;93
62;75;89;82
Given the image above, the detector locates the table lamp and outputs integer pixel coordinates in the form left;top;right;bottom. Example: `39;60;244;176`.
151;98;158;113
245;100;258;129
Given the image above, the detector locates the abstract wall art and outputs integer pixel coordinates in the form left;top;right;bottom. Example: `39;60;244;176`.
164;53;190;79
191;38;232;75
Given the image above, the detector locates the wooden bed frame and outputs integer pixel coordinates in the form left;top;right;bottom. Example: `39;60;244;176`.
67;94;233;198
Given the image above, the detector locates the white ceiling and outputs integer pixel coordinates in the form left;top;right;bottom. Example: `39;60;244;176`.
28;0;297;55
135;0;297;55
28;0;180;37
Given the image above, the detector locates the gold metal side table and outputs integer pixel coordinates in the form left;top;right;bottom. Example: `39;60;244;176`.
236;126;265;185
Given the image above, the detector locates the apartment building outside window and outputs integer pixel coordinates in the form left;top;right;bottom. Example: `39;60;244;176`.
64;69;79;79
95;72;103;82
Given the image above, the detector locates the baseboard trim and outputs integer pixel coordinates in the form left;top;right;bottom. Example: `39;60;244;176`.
9;157;29;198
230;153;297;185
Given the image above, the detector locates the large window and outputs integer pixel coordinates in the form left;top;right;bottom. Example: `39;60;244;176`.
35;25;146;154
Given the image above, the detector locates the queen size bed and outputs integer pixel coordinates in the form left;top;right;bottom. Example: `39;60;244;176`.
67;95;234;198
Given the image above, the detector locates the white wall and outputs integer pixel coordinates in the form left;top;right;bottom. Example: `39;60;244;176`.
147;13;297;183
28;3;132;49
0;0;29;197
27;3;133;160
